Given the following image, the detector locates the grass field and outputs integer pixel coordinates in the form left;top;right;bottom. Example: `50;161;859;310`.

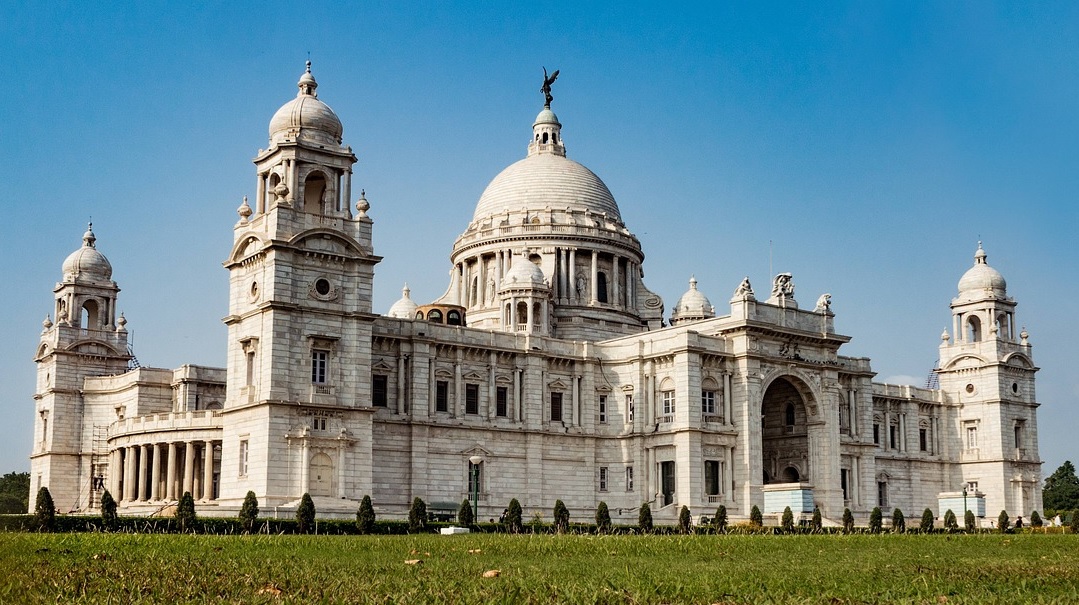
1;532;1077;604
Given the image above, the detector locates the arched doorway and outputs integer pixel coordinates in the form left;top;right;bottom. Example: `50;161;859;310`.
309;452;334;497
760;377;810;485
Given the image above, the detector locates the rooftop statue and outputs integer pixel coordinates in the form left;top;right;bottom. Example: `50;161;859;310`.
541;67;560;108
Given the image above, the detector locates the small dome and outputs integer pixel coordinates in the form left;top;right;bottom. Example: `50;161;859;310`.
534;108;560;126
268;62;343;147
473;154;621;222
957;243;1006;298
62;224;112;282
387;284;419;318
671;276;714;323
502;260;547;287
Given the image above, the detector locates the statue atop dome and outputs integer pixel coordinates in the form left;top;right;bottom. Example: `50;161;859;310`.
541;67;559;108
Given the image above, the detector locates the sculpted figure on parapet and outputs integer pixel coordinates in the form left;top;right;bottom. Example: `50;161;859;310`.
771;273;795;299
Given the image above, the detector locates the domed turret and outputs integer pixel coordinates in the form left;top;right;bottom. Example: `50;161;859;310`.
670;276;715;325
62;223;113;283
387;284;420;319
957;242;1007;300
268;61;344;147
502;259;547;287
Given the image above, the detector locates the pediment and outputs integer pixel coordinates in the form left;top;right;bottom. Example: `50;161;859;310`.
371;360;394;373
548;379;569;390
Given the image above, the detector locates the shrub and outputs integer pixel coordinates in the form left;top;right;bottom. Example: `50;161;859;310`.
34;487;55;532
356;495;375;534
408;497;427;533
240;491;259;533
528;511;544;533
99;490;117;529
176;491;197;533
678;505;692;534
810;506;822;533
869;507;882;534
997;510;1010;533
553;499;570;533
781;506;795;533
296;493;315;534
943;509;958;532
712;505;728;533
596;501;612;534
505;498;523;534
1030;510;1043;528
750;505;763;527
1071;510;1079;534
458;498;474;526
842;508;854;534
920;508;934;533
964;509;976;532
638;502;653;533
892;508;905;533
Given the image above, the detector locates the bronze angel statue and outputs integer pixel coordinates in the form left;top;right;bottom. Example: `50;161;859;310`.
541;67;559;107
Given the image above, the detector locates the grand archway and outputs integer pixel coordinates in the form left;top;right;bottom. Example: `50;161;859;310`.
760;377;810;485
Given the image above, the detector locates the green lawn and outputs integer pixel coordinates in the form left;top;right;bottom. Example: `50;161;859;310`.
1;532;1076;604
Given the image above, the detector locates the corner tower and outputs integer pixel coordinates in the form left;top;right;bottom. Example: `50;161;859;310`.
936;243;1041;517
221;63;381;508
31;225;132;512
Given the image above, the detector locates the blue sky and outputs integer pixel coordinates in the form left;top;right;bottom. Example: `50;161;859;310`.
2;2;1076;477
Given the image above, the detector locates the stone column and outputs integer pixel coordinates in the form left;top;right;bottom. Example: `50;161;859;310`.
723;373;733;425
396;354;406;414
109;449;121;498
612;255;620;307
454;351;463;418
343;169;353;218
203;440;215;500
513;367;521;423
590;250;599;305
150;444;161;500
568;249;577;303
570;373;580;427
166;442;177;500
525;298;534;333
123;446;136;502
256;173;266;214
488;351;497;420
496;252;504;292
300;440;310;494
138;444;149;501
183;441;195;497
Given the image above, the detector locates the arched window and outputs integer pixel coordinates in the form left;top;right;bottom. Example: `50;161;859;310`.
532;302;542;327
541;132;549;144
447;310;461;326
516;301;528;327
785;402;796;427
81;299;99;330
415;310;424;320
504;304;512;325
597;272;608;303
967;315;982;342
303;172;327;215
470;278;478;306
427;309;443;323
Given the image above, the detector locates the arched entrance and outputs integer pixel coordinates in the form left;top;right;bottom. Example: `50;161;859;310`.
760;376;810;485
309;452;334;497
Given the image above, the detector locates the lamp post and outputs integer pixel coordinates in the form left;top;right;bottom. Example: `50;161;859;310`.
963;485;969;525
469;455;484;522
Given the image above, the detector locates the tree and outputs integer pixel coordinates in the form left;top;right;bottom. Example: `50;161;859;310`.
842;508;854;533
296;493;315;534
679;505;692;534
943;509;958;532
781;506;795;533
964;509;976;532
1071;509;1079;534
100;489;117;530
920;508;934;533
892;508;905;533
1043;461;1079;512
356;495;375;534
712;505;728;533
869;507;882;534
750;505;763;527
810;506;822;533
408;497;427;533
176;491;197;533
638;502;653;533
1030;510;1043;528
457;498;474;526
595;501;612;534
0;472;30;514
240;491;259;533
553;499;570;533
34;487;55;532
505;498;523;534
997;510;1010;533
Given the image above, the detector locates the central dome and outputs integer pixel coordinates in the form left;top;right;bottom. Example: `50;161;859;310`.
472;154;622;222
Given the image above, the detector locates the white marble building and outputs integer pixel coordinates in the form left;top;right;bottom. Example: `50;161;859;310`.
30;65;1043;524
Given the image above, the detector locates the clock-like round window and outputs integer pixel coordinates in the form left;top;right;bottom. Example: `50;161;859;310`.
315;278;331;296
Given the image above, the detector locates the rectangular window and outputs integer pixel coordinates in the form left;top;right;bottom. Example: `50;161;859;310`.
435;380;449;412
1014;423;1022;449
702;391;716;415
877;481;888;508
704;460;720;496
660;461;675;506
311;349;329;384
550;392;563;422
372;375;388;407
873;424;880;445
598;395;608;424
245;351;255;386
496;386;508;417
967;426;978;450
239;440;249;476
465;384;479;415
626;394;634;422
599;467;609;492
919;428;928;452
889;425;897;449
840;468;849;501
313;416;327;431
626;466;634;492
662;391;675;415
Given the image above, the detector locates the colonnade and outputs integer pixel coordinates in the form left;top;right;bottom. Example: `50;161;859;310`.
110;439;221;503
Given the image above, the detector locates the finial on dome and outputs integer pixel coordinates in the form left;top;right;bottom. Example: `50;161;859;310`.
1020;326;1029;345
689;276;698;289
356;189;370;217
975;241;987;264
237;195;253;221
402;283;411;297
42;314;53;332
298;61;318;96
941;328;950;342
83;222;96;248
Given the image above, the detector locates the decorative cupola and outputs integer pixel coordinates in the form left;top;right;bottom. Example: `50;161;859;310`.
387;283;420;319
948;242;1017;344
498;254;551;334
670;276;715;325
528;68;565;157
